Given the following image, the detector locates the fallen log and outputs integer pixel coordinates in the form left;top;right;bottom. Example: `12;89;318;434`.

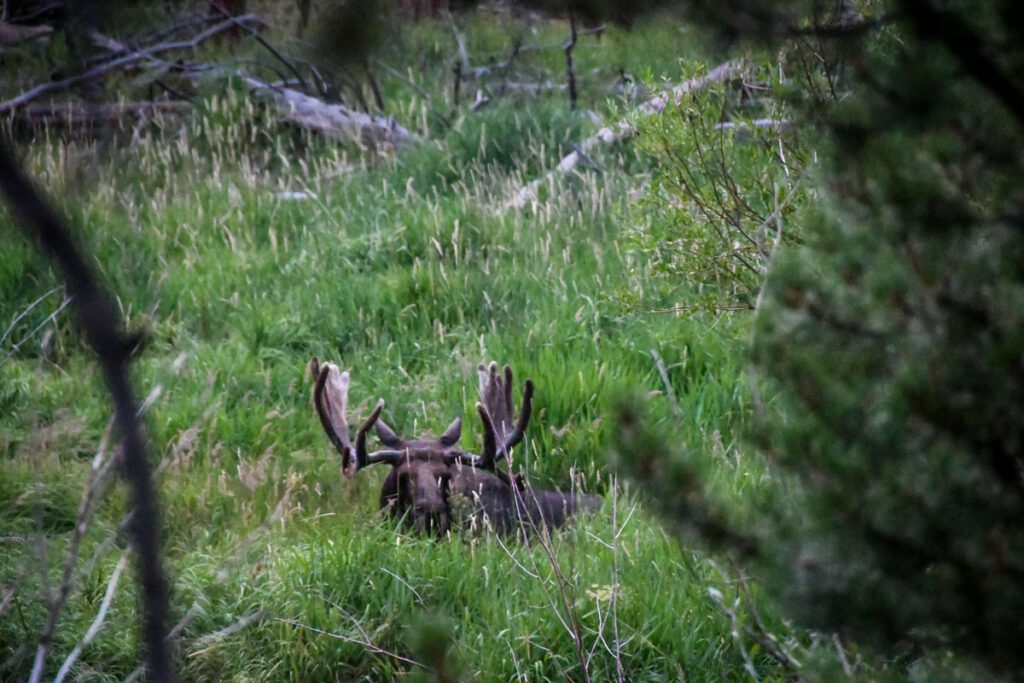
504;60;744;210
243;77;417;149
14;101;193;130
495;80;568;96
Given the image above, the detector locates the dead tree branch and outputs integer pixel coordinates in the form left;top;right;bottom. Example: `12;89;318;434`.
205;0;309;90
0;14;262;114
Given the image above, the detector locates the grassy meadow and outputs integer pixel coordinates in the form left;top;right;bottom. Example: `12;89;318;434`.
1;9;786;681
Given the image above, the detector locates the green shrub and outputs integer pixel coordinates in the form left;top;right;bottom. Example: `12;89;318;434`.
628;57;810;314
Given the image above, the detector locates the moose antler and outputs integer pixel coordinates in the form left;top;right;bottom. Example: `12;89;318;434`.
311;358;404;476
474;362;534;470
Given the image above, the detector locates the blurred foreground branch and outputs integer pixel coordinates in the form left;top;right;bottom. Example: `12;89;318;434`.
0;141;175;682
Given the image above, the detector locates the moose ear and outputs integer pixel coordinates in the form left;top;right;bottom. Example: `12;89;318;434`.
376;419;403;448
438;417;462;447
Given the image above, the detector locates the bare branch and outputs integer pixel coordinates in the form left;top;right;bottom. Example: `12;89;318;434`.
205;0;309;90
27;419;117;683
0;15;263;114
0;284;62;346
275;618;423;668
49;549;132;683
0;293;70;367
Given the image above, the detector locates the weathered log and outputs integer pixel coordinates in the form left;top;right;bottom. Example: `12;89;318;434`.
13;101;193;130
243;77;417;148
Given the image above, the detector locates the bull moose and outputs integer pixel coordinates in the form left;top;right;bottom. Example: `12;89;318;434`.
310;358;601;535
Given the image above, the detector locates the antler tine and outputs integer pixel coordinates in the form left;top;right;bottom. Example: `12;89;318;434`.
354;400;404;467
471;361;535;465
503;365;514;417
501;377;533;456
475;402;497;470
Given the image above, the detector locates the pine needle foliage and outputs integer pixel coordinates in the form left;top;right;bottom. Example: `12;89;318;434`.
625;0;1024;674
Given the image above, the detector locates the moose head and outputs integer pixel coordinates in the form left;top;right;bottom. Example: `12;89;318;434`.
309;358;600;535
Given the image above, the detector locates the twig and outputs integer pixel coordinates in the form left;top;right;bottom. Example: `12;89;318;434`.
275;618;423;668
832;633;853;676
495;80;568;96
446;11;470;72
0;295;71;367
364;60;384;111
0;142;175;682
471;89;491;112
650;349;681;417
734;569;802;671
123;603;203;683
123;469;299;682
377;60;432;102
50;549;131;683
134;13;222;49
187;610;265;659
707;586;760;681
380;567;425;606
610;481;625;682
26;420;117;683
498;459;592;683
0;284;62;346
452;60;462;106
713;118;791;131
205;0;309;91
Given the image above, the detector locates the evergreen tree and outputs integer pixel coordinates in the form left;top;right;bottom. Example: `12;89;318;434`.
623;0;1024;673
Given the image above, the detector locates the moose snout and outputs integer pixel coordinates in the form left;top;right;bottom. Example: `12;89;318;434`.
412;503;450;535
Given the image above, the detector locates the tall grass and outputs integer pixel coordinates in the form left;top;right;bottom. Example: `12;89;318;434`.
0;11;781;681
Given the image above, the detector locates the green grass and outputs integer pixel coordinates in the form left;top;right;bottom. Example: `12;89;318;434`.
0;10;785;681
